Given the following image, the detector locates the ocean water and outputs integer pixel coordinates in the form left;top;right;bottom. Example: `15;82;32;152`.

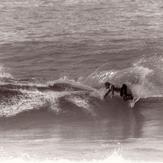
0;0;163;162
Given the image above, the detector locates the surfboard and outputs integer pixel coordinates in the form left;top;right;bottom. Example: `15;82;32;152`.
129;97;140;108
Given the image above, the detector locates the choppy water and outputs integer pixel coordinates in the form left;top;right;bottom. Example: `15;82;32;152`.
0;0;163;162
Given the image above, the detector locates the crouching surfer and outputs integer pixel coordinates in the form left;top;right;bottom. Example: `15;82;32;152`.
104;82;133;101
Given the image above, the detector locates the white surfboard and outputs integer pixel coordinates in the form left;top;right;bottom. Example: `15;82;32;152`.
129;97;140;108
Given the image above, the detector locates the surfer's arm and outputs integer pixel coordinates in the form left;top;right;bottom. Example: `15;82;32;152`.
104;89;111;98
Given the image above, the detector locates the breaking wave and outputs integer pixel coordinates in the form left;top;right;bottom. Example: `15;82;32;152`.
0;56;163;119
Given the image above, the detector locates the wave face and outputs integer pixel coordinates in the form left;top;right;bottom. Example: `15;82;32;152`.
0;56;163;119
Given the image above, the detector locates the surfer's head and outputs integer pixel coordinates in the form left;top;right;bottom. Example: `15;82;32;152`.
105;82;111;88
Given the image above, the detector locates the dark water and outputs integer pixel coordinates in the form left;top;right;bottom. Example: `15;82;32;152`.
0;0;163;162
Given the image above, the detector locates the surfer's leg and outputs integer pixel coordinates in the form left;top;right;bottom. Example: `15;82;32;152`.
120;84;127;96
111;85;114;96
121;84;127;100
121;84;134;101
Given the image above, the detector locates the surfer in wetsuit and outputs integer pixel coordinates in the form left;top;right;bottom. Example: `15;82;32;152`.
120;84;133;101
104;82;133;101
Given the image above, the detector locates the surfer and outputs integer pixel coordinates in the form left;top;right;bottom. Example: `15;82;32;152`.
104;82;133;101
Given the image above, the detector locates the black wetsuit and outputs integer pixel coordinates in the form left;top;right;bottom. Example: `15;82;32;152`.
104;83;133;101
120;84;133;101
